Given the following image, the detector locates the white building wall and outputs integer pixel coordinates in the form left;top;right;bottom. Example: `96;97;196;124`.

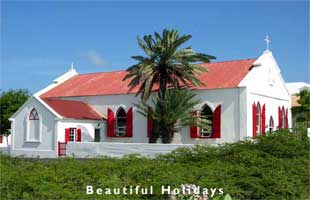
247;93;291;136
238;88;248;139
57;120;105;143
61;94;150;143
10;97;58;158
240;51;291;100
61;87;245;144
0;135;11;148
67;142;194;158
240;51;292;136
175;88;244;144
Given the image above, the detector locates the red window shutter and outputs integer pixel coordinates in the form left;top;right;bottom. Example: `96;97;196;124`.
285;108;288;129
107;108;115;137
253;103;257;138
278;106;282;129
0;135;3;143
76;128;82;142
126;107;133;137
65;128;70;143
190;126;198;138
190;111;199;138
212;105;221;138
261;104;266;134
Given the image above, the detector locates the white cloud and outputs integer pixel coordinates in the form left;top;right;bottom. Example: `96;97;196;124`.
86;51;105;66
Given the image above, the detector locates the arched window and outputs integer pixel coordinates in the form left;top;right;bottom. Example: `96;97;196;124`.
116;108;126;136
269;116;274;133
282;106;285;129
256;103;261;135
200;105;213;137
28;108;40;141
29;108;39;120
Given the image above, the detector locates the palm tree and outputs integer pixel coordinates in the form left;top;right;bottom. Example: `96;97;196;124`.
124;29;215;142
123;29;215;102
136;88;209;143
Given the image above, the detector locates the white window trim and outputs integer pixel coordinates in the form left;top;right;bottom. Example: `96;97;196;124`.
26;108;42;143
199;104;214;138
269;116;274;132
256;105;261;135
68;128;78;142
115;107;127;137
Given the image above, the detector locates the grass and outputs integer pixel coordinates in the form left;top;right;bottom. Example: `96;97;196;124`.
0;130;309;200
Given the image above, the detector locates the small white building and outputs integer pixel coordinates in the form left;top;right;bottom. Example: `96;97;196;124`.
286;82;310;95
0;134;11;149
9;50;292;158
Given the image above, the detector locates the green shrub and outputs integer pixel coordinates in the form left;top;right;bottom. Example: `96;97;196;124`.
1;130;309;199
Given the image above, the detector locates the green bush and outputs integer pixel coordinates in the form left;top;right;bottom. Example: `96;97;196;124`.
1;130;309;199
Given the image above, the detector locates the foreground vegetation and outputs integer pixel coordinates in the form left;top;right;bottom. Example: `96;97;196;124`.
1;130;309;200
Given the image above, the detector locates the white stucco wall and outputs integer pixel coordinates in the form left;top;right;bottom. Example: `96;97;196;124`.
247;93;291;136
10;97;58;158
57;119;105;142
179;88;247;144
61;94;150;143
60;87;246;144
240;51;292;136
0;135;11;148
67;142;194;158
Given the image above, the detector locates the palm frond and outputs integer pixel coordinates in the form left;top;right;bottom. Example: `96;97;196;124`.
136;88;208;130
124;29;216;101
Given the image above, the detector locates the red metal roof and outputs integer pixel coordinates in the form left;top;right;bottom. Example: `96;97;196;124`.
43;98;104;120
41;59;255;98
196;59;255;90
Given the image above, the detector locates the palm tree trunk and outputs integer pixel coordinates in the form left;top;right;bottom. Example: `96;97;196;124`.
158;74;173;142
158;74;167;100
149;120;159;143
161;128;174;143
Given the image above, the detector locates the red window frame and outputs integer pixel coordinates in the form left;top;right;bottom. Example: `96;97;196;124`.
107;107;133;138
65;128;81;142
190;104;221;139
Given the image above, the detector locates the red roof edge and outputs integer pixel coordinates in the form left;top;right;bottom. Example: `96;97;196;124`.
42;98;105;120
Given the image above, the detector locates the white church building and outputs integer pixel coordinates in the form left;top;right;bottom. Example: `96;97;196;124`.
8;50;292;158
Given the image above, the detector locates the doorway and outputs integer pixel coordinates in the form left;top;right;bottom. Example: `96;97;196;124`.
94;128;101;142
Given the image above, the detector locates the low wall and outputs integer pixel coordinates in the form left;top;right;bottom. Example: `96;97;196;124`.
0;146;10;155
66;142;194;158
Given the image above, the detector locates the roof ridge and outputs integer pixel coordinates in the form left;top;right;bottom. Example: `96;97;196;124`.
204;58;256;63
41;58;255;98
76;58;256;76
77;69;127;76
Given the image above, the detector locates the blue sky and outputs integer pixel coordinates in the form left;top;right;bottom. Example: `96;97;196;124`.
1;1;309;93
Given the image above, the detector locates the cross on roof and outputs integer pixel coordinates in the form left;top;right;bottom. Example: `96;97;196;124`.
265;35;271;51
